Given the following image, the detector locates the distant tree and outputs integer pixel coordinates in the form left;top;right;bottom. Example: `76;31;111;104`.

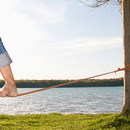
79;0;130;113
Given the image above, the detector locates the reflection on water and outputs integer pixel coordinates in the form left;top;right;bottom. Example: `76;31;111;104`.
0;87;124;115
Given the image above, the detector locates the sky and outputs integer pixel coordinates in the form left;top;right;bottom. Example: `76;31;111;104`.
0;0;123;80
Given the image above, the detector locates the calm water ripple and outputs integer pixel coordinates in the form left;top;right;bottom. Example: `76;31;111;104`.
0;87;124;115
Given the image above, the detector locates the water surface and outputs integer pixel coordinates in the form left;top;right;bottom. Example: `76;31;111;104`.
0;87;124;115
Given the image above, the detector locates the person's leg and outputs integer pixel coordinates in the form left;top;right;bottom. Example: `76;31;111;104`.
0;37;18;97
0;64;18;97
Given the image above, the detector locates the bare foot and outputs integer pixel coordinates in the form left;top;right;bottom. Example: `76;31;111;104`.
0;83;18;97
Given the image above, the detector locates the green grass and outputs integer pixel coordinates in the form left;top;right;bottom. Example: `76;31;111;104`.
0;111;130;130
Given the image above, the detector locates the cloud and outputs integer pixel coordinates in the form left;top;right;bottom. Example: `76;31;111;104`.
64;52;74;55
0;0;67;50
9;0;67;25
52;37;123;52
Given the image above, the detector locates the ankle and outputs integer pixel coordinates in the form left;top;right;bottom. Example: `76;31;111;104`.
5;80;16;87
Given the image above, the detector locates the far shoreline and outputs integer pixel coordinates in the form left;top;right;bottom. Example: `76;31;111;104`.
0;78;124;88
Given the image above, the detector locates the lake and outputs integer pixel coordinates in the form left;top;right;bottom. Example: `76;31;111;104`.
0;86;124;115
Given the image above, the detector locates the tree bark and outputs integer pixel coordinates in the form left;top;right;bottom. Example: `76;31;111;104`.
121;0;130;112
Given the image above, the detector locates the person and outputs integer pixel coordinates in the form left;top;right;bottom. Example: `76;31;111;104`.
0;37;18;97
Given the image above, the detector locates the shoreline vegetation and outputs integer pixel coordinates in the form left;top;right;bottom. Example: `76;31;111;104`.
0;77;123;88
0;111;130;129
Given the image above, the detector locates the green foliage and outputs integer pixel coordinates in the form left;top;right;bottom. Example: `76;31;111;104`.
16;78;123;88
0;78;123;88
0;112;130;129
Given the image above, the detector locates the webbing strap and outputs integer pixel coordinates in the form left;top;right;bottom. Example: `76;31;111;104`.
17;65;130;97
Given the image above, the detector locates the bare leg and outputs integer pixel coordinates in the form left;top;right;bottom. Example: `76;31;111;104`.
0;64;18;97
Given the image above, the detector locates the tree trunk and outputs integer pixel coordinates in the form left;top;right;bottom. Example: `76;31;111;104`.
121;0;130;112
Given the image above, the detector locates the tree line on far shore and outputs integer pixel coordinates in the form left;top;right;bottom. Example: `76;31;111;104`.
0;78;123;88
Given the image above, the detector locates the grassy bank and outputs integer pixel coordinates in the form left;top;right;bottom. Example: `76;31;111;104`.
0;111;130;130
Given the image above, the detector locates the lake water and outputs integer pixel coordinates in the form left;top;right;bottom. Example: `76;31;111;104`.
0;87;124;115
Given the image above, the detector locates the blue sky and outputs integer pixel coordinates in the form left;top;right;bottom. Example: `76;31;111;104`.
0;0;123;80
